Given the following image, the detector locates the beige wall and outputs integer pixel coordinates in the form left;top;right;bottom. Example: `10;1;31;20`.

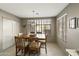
0;9;21;51
57;3;79;50
21;17;56;42
50;17;56;42
20;19;27;34
0;17;3;51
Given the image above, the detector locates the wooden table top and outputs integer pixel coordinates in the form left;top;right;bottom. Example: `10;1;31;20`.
15;34;46;40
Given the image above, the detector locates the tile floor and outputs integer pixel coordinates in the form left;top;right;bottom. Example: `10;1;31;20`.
0;42;67;56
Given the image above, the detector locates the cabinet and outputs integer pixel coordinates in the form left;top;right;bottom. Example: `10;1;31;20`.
0;17;20;50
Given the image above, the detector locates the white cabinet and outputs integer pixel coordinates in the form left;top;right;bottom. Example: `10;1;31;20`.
2;18;20;50
0;17;20;50
12;21;20;45
3;19;13;49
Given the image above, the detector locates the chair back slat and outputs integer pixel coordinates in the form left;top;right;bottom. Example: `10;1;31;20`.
15;36;25;48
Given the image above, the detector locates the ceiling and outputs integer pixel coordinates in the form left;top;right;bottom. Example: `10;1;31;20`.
0;3;69;18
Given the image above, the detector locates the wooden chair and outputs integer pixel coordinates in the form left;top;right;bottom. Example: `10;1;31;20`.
28;37;41;55
39;34;47;54
30;32;35;34
15;36;28;56
36;32;42;34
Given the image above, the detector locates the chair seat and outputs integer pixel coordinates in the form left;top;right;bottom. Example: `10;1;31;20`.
29;41;41;55
39;40;46;43
29;42;41;48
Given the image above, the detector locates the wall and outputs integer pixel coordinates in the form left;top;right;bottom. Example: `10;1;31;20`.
57;3;79;50
0;9;21;51
0;17;3;51
50;17;56;42
21;19;27;34
21;17;56;42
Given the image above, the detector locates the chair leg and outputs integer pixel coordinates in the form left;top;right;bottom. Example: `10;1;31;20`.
29;49;30;56
21;49;23;53
38;48;40;56
16;48;20;56
24;48;26;56
45;43;47;54
16;48;17;56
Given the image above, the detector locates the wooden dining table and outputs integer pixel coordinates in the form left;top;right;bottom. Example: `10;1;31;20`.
15;34;46;40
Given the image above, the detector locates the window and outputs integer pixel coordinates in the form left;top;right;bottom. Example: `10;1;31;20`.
27;19;51;34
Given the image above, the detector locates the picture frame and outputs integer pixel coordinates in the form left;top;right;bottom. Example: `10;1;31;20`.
69;17;77;29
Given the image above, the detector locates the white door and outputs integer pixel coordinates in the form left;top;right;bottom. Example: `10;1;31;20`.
12;21;20;44
57;14;67;48
3;18;13;49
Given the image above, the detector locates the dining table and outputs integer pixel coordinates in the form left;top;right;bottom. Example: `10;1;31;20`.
36;34;46;40
15;33;46;55
15;33;46;40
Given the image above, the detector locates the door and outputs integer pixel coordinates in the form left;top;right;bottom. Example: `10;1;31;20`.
57;14;67;48
12;21;20;44
3;18;13;49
